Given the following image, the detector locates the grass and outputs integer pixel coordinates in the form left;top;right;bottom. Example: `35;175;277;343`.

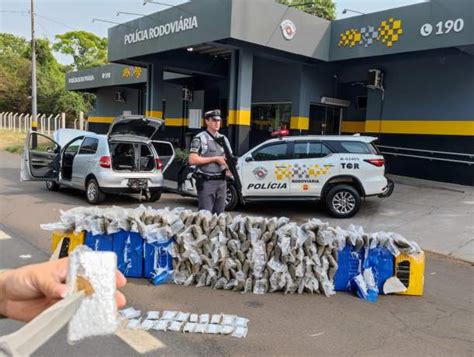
0;129;27;154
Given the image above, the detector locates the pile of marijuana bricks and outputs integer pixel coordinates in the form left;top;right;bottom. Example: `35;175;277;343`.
42;206;424;301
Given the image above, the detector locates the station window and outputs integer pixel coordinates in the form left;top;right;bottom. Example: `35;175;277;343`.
251;103;292;132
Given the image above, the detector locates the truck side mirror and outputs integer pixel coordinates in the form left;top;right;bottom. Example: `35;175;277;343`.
245;156;253;162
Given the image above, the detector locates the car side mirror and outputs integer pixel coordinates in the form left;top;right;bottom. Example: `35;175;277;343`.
245;156;253;162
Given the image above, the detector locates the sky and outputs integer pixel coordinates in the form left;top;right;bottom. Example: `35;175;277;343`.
0;0;427;65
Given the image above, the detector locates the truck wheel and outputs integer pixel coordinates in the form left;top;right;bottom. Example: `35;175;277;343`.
225;184;239;211
86;178;106;205
326;184;361;218
148;190;162;202
45;181;60;191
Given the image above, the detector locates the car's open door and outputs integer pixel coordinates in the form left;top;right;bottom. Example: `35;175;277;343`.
152;141;175;174
21;131;60;182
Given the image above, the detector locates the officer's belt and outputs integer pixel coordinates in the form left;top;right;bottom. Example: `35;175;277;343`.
195;172;226;181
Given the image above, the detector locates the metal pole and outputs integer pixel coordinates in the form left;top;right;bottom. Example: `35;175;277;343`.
24;114;30;132
13;113;18;132
74;119;78;129
41;114;46;133
54;114;60;132
19;113;24;133
61;112;66;128
31;0;38;147
47;114;53;136
0;112;3;129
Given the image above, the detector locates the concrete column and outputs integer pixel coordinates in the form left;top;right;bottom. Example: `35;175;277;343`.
145;63;164;120
290;68;309;136
228;49;253;155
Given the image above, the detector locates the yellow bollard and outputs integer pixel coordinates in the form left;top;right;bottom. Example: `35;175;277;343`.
51;231;85;257
394;251;425;296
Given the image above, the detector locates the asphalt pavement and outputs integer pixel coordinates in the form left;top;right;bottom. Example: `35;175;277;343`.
0;151;473;356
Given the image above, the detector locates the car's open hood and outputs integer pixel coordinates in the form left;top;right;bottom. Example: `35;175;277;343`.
108;116;164;140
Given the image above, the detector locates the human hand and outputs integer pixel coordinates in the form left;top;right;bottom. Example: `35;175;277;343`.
0;258;127;322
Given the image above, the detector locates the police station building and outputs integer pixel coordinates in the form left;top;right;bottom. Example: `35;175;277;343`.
66;0;474;185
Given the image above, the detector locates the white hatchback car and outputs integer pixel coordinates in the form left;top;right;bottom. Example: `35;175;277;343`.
178;135;394;218
21;116;175;204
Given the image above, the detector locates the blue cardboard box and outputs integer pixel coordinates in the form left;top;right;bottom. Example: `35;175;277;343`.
143;239;174;281
113;230;144;278
84;232;114;252
334;245;364;291
363;246;394;292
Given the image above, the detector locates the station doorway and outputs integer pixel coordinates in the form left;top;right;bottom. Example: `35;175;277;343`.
309;104;344;135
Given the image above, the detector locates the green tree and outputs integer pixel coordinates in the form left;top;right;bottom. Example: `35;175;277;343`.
0;33;94;124
276;0;336;21
53;31;108;70
0;34;31;113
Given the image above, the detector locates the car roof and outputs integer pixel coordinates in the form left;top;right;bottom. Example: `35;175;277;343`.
261;135;378;145
53;129;106;147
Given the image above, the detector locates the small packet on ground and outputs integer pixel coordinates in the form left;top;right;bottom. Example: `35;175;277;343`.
194;324;207;333
221;314;236;326
189;313;199;322
176;312;190;322
153;320;169;331
199;314;210;324
119;307;141;320
234;317;249;328
206;324;222;334
210;314;221;324
221;325;234;335
232;326;248;338
140;319;156;331
168;321;184;332
162;311;178;320
146;311;161;320
183;322;197;333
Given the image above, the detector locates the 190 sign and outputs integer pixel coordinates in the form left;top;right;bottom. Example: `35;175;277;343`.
420;18;464;37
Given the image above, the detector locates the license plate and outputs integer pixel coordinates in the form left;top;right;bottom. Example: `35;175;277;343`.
127;179;148;191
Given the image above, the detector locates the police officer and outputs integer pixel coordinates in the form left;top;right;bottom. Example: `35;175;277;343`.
189;109;232;214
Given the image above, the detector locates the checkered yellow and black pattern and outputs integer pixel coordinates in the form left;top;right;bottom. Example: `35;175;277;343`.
274;163;331;181
307;164;330;177
274;164;293;181
338;18;403;49
377;18;403;47
338;29;362;48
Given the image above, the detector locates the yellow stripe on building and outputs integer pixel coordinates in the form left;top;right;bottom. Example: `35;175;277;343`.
145;111;163;119
290;116;309;130
165;118;188;127
228;110;251;126
88;117;114;123
365;120;474;136
341;121;366;133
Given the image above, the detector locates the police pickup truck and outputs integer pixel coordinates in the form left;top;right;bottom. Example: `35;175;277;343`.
177;135;394;218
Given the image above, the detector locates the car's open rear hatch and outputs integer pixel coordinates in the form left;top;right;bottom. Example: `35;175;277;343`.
107;115;164;141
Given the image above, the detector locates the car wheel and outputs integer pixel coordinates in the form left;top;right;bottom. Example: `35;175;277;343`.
326;184;361;218
45;181;60;191
148;190;162;202
86;178;105;205
225;184;239;211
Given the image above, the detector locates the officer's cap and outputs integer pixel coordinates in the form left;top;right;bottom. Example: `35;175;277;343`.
204;109;221;121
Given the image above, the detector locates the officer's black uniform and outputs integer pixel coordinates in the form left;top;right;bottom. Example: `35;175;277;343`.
189;110;232;214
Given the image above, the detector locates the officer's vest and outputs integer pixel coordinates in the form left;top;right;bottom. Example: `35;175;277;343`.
195;131;226;176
